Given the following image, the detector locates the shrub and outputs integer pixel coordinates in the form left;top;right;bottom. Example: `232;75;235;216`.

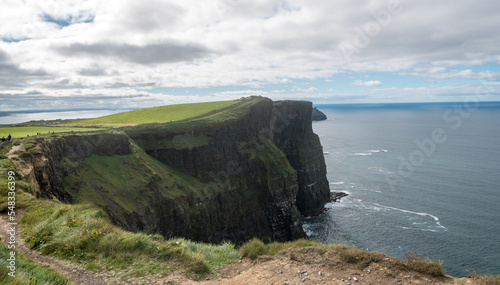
403;252;445;277
240;238;266;259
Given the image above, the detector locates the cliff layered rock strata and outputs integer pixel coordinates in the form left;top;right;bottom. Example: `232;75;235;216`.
15;98;330;244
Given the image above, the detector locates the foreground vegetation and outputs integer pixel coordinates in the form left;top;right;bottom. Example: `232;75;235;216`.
0;244;70;285
240;238;446;277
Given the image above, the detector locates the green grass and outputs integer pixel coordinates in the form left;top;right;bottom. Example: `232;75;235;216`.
240;238;320;260
0;126;103;139
0;244;70;285
62;140;211;215
16;200;238;279
70;100;240;127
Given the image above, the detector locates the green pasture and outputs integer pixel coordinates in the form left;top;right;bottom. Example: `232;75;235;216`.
0;126;103;139
70;100;240;127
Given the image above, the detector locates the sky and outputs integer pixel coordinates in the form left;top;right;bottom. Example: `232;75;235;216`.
1;0;500;111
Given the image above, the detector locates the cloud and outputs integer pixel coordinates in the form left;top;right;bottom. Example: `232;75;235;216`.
1;0;500;110
55;41;212;65
0;49;49;88
354;80;382;86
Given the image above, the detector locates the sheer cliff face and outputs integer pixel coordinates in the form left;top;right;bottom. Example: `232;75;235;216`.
19;98;329;244
270;101;330;216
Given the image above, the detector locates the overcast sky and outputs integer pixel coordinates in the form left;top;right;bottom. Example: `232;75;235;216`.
1;0;500;111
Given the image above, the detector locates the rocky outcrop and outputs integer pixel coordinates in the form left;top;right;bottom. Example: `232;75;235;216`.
311;107;327;121
15;98;330;244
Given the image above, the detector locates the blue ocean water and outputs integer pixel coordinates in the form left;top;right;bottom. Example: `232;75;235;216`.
304;102;500;277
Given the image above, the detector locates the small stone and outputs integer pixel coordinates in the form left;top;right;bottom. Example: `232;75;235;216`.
352;277;358;282
304;273;308;276
407;275;411;278
396;279;402;282
348;277;351;280
206;278;209;280
367;269;371;274
302;278;306;282
236;270;240;274
361;274;364;277
318;271;322;276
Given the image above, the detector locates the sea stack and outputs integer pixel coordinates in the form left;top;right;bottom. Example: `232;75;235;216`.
311;107;327;121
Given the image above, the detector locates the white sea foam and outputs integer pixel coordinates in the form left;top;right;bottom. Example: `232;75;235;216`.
373;203;448;231
352;152;373;156
369;149;389;153
330;182;345;185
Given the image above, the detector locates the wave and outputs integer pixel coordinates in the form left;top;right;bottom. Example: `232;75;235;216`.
372;203;448;232
330;182;345;185
397;226;439;233
351;152;373;156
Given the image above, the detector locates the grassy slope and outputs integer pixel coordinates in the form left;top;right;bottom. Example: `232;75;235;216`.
69;100;239;127
63;140;211;214
0;126;103;139
126;99;262;151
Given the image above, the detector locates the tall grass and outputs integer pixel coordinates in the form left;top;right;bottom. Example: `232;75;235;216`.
18;200;238;278
0;244;70;285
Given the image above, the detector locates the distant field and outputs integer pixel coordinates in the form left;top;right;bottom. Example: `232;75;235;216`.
0;126;103;138
70;100;240;127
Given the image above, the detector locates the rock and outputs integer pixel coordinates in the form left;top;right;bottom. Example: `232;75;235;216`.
352;276;358;281
396;279;401;282
311;107;327;121
236;270;240;275
330;191;349;202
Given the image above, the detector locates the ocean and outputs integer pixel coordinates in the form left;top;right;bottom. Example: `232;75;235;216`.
304;102;500;277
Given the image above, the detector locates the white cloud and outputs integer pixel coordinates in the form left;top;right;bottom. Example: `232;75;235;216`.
354;80;382;86
1;0;500;110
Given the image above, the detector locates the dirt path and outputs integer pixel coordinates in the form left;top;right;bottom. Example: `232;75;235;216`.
0;215;110;285
6;144;22;159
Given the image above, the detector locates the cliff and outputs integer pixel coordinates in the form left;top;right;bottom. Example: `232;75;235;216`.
311;107;327;121
15;97;330;244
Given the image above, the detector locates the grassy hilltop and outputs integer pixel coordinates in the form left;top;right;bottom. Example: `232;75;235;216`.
0;100;240;138
67;100;240;127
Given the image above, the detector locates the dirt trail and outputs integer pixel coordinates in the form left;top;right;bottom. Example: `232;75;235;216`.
0;215;109;285
6;144;21;159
